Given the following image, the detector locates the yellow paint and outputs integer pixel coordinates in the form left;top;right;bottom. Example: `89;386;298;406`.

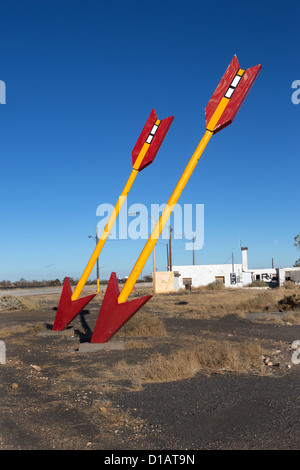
206;69;245;133
71;168;139;300
133;142;149;170
97;278;100;293
132;119;161;170
71;119;162;301
206;96;229;132
118;129;213;304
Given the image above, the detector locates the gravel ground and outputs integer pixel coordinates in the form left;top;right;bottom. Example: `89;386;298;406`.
0;292;299;451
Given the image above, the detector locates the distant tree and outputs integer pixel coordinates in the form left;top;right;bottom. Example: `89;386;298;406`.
64;276;76;285
294;234;300;267
0;280;12;287
15;278;28;287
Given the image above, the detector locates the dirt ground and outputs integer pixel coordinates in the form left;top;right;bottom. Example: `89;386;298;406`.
0;287;299;451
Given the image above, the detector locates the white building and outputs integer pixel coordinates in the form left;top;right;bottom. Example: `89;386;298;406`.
167;247;277;291
155;247;300;292
240;247;277;284
277;267;300;286
172;263;244;289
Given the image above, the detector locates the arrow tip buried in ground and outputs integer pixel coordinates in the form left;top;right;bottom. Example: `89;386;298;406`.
52;277;97;331
90;272;152;343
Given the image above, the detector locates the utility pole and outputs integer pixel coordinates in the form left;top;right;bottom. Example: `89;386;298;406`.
169;225;172;271
96;227;100;292
152;216;156;294
166;243;169;271
193;236;195;265
89;230;100;293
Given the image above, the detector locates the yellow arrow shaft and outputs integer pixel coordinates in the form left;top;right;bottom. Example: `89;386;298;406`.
71;168;139;300
118;129;213;304
71;119;162;301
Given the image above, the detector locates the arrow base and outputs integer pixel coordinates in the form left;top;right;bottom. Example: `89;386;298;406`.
91;272;152;343
52;277;97;331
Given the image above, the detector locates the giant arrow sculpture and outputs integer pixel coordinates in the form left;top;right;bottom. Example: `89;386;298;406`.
52;109;174;331
90;55;262;343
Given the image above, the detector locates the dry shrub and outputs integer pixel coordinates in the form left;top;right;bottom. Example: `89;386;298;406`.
140;340;267;382
155;290;278;319
282;311;300;324
239;291;278;313
248;280;269;287
147;287;300;319
199;281;225;291
283;281;298;290
115;312;167;338
0;295;37;311
114;339;268;387
278;293;300;311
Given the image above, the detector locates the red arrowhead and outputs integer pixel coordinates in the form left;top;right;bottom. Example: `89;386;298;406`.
91;272;152;343
52;277;97;331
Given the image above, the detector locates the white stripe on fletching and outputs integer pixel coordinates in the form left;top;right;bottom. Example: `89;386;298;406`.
225;87;235;98
231;75;242;88
146;134;154;144
150;124;159;135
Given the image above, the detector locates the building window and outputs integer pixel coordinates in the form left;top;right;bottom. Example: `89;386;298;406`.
182;278;192;291
215;276;225;284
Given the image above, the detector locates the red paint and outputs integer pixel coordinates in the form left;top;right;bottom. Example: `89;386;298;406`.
132;108;174;171
90;272;152;343
205;55;262;134
52;277;96;331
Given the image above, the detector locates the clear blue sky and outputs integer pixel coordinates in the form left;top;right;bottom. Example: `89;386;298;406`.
0;0;299;282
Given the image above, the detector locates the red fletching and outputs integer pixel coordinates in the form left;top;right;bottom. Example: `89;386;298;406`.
205;55;262;134
132;108;174;171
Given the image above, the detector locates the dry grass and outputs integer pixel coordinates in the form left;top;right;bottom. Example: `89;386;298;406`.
282;311;300;324
144;286;300;320
112;339;269;389
196;281;225;291
89;399;145;433
115;312;167;338
0;323;37;338
125;340;148;349
0;295;38;311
